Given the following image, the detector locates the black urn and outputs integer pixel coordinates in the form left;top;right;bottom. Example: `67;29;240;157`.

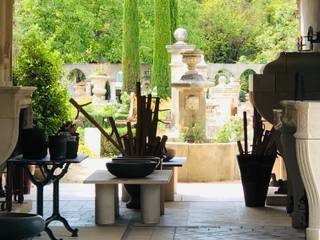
0;213;45;240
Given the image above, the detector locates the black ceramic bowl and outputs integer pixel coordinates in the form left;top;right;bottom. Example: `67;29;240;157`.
0;213;45;240
106;158;158;178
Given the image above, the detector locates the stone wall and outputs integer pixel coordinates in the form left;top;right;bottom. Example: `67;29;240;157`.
167;142;240;182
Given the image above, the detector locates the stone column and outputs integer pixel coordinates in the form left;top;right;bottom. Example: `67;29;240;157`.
300;0;320;51
0;0;13;87
294;101;320;240
279;101;307;229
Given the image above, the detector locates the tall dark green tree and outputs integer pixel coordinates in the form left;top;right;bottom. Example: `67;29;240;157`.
152;0;172;99
122;0;140;93
170;0;178;42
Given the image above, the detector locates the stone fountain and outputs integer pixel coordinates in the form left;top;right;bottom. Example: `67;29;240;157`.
171;49;214;130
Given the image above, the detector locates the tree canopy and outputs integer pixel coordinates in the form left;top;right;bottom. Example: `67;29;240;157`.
14;0;298;65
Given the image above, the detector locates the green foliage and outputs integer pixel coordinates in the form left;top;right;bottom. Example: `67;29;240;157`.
180;123;206;143
197;0;261;63
251;0;298;63
213;116;243;143
15;0;123;64
169;0;178;42
101;126;127;157
13;27;70;137
122;0;140;93
152;0;172;99
14;0;298;65
67;69;86;83
239;90;247;102
240;69;255;93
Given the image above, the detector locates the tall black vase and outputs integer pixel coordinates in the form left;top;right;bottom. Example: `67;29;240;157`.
237;154;276;207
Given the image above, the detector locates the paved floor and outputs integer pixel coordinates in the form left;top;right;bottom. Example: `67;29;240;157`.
19;183;306;240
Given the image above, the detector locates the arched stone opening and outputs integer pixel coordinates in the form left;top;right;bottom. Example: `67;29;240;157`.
239;69;256;102
67;68;86;83
212;69;235;85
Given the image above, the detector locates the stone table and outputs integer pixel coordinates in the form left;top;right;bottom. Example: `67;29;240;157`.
84;170;172;225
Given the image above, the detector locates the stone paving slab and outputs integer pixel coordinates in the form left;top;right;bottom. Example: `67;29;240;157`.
124;226;305;240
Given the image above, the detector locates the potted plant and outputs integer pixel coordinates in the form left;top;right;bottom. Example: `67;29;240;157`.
237;109;278;207
57;117;83;159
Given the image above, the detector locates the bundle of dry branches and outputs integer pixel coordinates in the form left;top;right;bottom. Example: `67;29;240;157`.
70;82;168;159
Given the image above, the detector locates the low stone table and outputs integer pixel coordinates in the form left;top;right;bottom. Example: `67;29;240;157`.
84;170;172;225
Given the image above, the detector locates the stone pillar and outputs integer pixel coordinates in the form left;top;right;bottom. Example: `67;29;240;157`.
294;101;320;240
300;0;320;51
166;28;195;127
278;102;307;229
0;0;13;87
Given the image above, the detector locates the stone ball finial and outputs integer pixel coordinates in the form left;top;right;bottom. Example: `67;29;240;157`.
174;28;188;44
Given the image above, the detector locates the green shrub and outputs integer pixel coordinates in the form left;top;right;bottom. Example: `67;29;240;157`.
180;123;206;143
213;116;243;143
13;27;70;137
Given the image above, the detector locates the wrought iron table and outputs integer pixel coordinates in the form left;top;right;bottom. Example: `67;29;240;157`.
6;155;88;240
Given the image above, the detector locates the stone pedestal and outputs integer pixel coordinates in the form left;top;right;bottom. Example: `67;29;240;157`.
166;29;195;127
293;101;320;239
171;50;213;131
278;101;307;229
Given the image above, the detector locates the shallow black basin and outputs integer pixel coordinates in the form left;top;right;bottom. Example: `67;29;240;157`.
106;157;159;178
0;213;45;240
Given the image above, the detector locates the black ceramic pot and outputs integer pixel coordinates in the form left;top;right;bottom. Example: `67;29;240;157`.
49;135;67;160
21;128;47;159
106;159;158;178
66;134;79;159
0;213;45;240
107;156;160;209
237;154;276;207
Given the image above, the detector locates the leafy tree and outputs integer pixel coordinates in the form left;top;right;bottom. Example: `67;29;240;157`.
197;0;261;63
251;0;298;63
13;27;70;137
122;0;140;93
14;0;298;65
15;0;123;63
152;0;172;99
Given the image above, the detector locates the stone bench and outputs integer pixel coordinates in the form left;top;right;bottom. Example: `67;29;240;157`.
83;170;172;224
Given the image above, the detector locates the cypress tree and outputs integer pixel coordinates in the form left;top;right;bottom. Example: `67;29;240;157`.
169;0;178;42
152;0;172;99
122;0;140;93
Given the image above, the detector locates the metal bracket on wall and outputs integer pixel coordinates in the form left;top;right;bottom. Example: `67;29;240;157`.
297;26;320;52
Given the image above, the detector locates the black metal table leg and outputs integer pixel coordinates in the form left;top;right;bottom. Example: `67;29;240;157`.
46;178;78;237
